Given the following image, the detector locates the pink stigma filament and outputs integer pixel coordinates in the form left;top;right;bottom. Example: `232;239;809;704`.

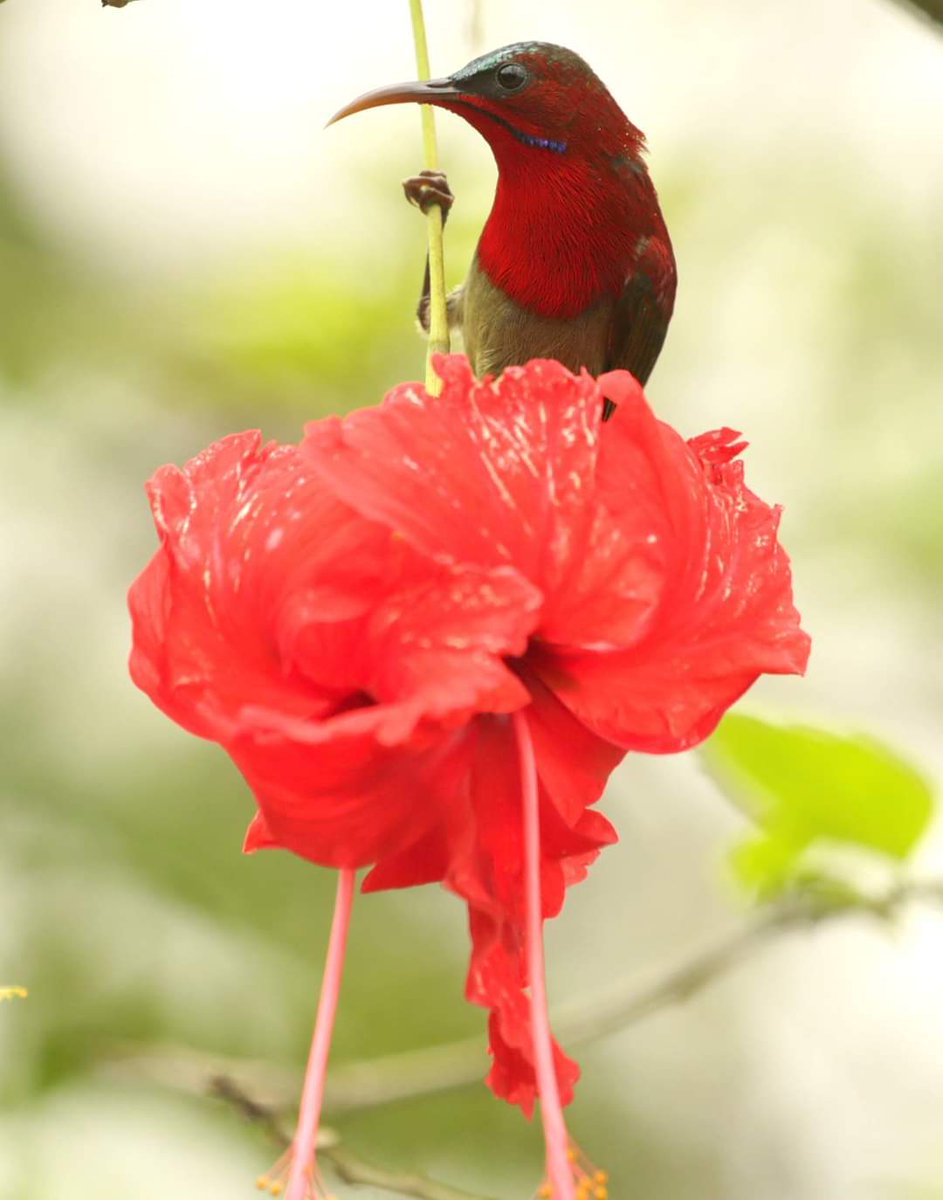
514;711;575;1200
285;867;356;1200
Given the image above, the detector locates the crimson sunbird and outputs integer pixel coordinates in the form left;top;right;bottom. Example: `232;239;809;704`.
330;42;677;413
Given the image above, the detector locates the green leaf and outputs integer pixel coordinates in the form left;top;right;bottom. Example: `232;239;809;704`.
704;715;934;894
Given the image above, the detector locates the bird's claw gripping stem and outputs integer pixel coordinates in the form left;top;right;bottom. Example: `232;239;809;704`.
403;170;454;220
407;170;455;335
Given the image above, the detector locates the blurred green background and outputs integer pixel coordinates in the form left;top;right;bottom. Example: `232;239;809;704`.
1;1;942;1198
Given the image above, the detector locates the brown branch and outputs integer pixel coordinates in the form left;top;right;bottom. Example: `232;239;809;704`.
891;0;943;28
192;914;792;1117
327;1147;496;1200
210;1076;495;1200
547;877;943;1044
106;879;943;1119
312;877;943;1112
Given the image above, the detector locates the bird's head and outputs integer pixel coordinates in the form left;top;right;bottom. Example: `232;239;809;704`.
329;42;644;169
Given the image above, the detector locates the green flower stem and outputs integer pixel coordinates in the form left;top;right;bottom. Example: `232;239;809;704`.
409;0;450;393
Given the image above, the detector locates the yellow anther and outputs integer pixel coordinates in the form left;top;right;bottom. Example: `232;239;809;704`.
0;986;28;1002
254;1149;336;1200
535;1140;606;1200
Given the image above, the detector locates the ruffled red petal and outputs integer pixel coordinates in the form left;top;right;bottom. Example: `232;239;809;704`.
426;711;616;1113
302;357;657;651
301;358;807;760
531;375;810;752
129;428;542;868
234;716;466;868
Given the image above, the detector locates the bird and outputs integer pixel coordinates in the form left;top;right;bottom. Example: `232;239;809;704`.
329;42;676;416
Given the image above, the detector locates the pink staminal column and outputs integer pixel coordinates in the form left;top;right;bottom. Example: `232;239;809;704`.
279;867;356;1200
513;711;575;1200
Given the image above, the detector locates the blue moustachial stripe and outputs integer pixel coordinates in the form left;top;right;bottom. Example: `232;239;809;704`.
517;131;568;153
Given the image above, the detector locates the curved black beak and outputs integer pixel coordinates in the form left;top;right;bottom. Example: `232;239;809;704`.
327;77;461;127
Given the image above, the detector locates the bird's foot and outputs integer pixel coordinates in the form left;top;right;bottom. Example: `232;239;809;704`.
402;170;454;218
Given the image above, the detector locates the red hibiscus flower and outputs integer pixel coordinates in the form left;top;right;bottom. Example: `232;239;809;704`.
129;356;809;1199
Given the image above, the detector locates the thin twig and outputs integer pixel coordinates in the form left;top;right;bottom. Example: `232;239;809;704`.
211;1076;495;1200
409;0;450;390
210;1075;313;1150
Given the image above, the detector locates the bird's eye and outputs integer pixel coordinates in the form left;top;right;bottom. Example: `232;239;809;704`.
495;63;528;91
